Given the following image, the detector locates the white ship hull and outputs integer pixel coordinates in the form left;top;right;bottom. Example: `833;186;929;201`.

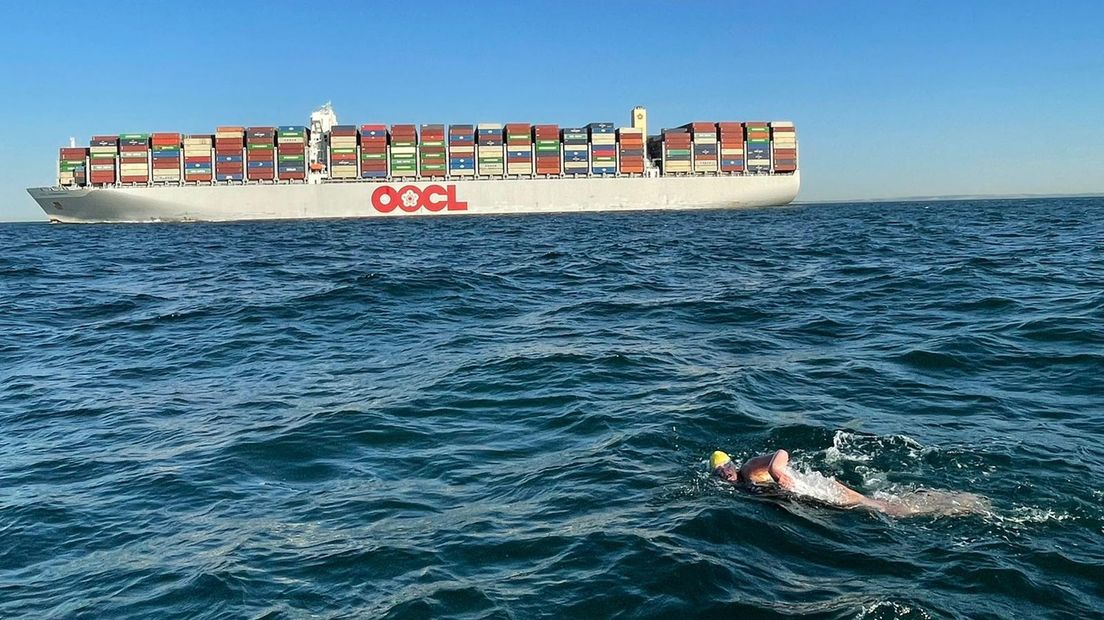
28;173;800;223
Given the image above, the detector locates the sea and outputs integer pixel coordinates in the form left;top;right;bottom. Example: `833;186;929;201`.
1;198;1101;619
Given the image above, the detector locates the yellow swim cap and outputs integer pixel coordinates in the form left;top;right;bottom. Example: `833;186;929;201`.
710;451;732;470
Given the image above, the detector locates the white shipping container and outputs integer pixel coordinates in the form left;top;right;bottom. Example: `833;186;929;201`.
449;146;475;155
390;146;417;155
770;121;795;128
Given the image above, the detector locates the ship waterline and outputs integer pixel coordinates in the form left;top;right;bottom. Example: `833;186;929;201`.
28;172;800;223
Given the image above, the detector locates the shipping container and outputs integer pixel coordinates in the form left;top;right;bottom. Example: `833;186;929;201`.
214;126;245;181
182;134;213;182
533;124;561;176
58;147;88;186
587;123;616;175
617;128;645;175
448;124;475;177
745;121;771;173
151;132;182;182
476;124;504;177
717;122;745;173
770;121;797;172
359;124;388;179
505;123;532;176
659;128;692;174
88;135;118;184
389;124;417;178
328;125;357;179
562;127;589;176
419;124;446;178
276;125;307;181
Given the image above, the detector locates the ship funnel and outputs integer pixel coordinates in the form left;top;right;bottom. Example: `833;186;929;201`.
631;106;647;141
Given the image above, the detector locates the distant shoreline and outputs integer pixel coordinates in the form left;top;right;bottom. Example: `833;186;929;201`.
793;193;1104;205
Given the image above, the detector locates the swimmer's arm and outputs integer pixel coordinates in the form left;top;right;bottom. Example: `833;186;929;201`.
767;450;795;490
766;450;883;509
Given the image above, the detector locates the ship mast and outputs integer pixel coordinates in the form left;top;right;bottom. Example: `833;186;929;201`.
309;102;337;183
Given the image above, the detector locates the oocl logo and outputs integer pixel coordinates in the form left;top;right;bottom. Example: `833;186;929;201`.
371;184;468;213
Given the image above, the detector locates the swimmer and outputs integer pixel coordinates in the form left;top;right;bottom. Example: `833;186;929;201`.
710;449;918;516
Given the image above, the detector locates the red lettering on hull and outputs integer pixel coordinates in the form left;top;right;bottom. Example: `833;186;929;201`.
371;184;468;213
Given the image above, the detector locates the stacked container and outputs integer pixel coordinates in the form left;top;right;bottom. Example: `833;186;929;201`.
587;123;616;175
745;122;771;173
505;123;532;175
277;126;307;181
88;135;118;185
661;129;692;173
684;122;718;173
717;122;745;173
389;124;418;178
183;134;213;182
476;124;504;176
118;133;150;184
419;124;446;178
328;125;357;179
533;124;561;175
215;126;245;182
562;127;589;175
448;124;475;177
617;128;645;175
359;124;388;178
770;122;797;172
245;127;276;181
58;147;88;186
151;133;181;183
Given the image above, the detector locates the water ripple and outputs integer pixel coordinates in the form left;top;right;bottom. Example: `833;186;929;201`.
1;198;1102;618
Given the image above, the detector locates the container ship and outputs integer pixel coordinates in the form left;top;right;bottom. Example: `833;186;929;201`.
28;105;800;223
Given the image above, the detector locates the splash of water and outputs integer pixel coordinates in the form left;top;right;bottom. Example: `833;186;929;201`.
786;469;850;505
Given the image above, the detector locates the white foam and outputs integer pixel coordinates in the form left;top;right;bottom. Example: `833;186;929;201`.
786;469;850;505
857;601;931;619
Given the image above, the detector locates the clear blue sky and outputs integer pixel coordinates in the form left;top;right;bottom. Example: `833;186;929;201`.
1;1;1102;221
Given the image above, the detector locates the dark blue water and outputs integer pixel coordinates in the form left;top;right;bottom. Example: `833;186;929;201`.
2;198;1102;619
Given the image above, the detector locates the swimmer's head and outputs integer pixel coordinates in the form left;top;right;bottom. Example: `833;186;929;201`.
710;450;741;483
